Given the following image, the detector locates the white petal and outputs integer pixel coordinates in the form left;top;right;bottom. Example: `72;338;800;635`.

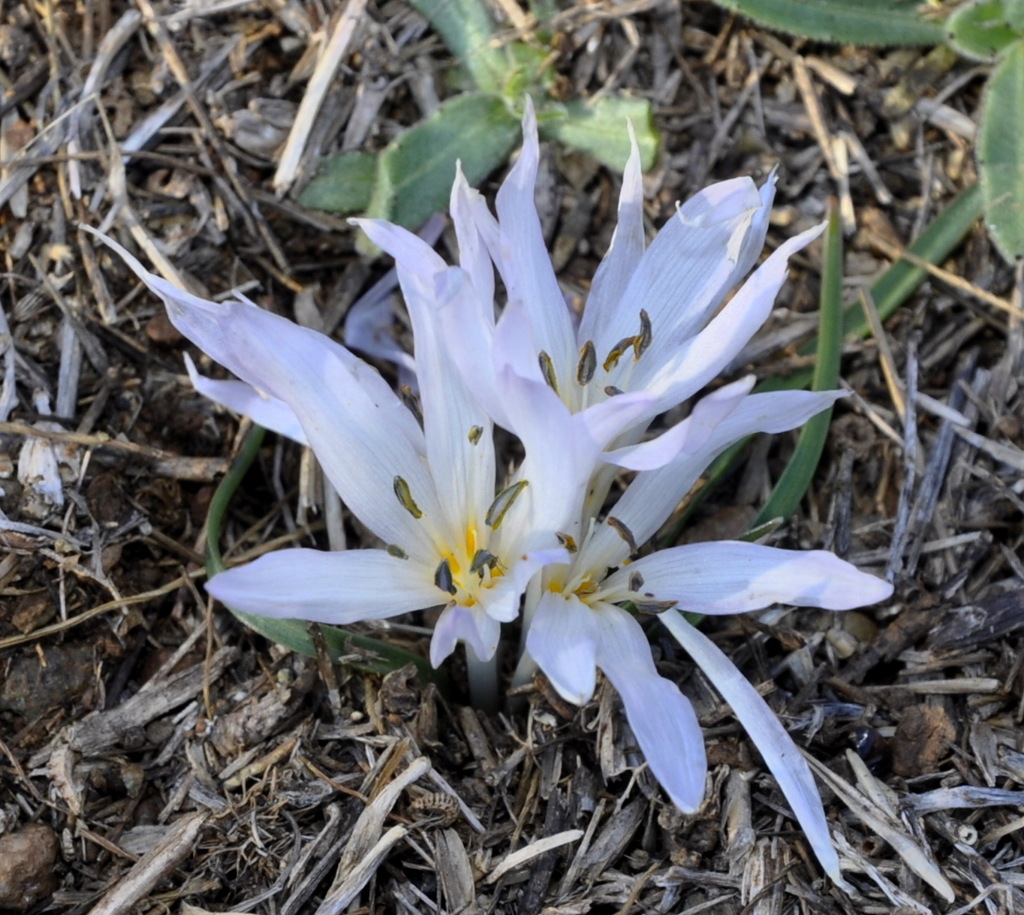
343;288;417;379
660;611;841;880
430;603;501;665
206;548;439;623
451;165;497;307
594;175;771;371
577;389;847;575
579;122;646;343
184;354;308;444
604;542;893;613
476;540;569;623
493;98;577;381
526;591;599;704
594;604;707;812
603;375;754;471
637;222;825;404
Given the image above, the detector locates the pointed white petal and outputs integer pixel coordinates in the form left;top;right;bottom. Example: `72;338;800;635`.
526;591;600;704
579;122;646;344
660;611;841;880
604;542;893;613
206;549;439;623
637;222;825;404
603;376;754;471
593;175;772;371
184;354;308;444
576;389;847;574
493;98;577;380
593;604;707;812
476;541;569;623
430;603;501;665
451;165;497;307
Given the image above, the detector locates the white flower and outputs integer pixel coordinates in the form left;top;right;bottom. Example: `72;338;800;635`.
518;385;893;881
90;232;566;668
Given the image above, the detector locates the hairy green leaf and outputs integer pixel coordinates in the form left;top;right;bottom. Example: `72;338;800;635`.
539;97;659;171
296;150;375;214
979;39;1024;261
364;92;521;229
409;0;508;92
712;0;944;45
947;0;1023;61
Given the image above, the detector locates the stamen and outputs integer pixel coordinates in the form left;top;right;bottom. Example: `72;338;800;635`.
538;350;560;394
633;309;652;360
628;571;644;592
603;336;636;372
604;385;624;397
556;532;578;553
386;544;409;560
469;549;498;575
393;475;423;519
400;385;423;424
468;425;483;445
634;598;679;614
576;340;596;385
606;516;637;553
486;480;529;529
434;558;457;595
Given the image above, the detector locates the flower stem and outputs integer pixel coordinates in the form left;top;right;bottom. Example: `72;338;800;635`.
466;647;500;714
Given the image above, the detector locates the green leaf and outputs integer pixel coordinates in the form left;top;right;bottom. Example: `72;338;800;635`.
296;150;375;213
711;0;944;45
979;39;1024;261
365;92;521;230
749;205;843;531
409;0;508;92
539;97;659;171
947;0;1023;61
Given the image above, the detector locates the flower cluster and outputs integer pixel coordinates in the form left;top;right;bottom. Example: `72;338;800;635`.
95;101;891;881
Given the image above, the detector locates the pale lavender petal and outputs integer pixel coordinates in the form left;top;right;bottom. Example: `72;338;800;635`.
430;603;501;665
603;375;754;471
579;122;646;344
576;389;847;574
493;98;577;380
594;603;707;812
636;222;825;404
593;175;770;376
475;541;569;623
527;591;600;704
184;355;308;444
206;548;438;623
343;291;417;379
603;542;893;613
660;611;841;880
451;165;497;307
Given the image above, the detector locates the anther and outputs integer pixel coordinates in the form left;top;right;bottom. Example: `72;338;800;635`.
633;309;652;360
434;558;457;595
468;425;483;445
556;532;578;553
538;351;560;395
604;385;624;397
628;571;644;592
634;598;678;614
606;516;637;553
576;340;596;385
486;480;529;529
393;476;423;519
603;336;636;372
386;544;409;560
469;549;497;575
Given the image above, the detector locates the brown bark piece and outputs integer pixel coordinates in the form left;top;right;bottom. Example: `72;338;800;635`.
0;824;59;911
891;704;956;777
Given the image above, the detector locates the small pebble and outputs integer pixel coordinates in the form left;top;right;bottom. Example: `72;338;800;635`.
0;824;59;911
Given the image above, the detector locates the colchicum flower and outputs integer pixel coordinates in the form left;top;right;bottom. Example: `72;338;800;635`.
91;234;567;688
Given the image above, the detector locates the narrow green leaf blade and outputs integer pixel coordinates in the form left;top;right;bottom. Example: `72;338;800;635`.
947;0;1022;61
296;150;375;213
409;0;508;92
979;39;1024;262
539;97;659;171
749;204;843;531
711;0;944;45
366;92;521;229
